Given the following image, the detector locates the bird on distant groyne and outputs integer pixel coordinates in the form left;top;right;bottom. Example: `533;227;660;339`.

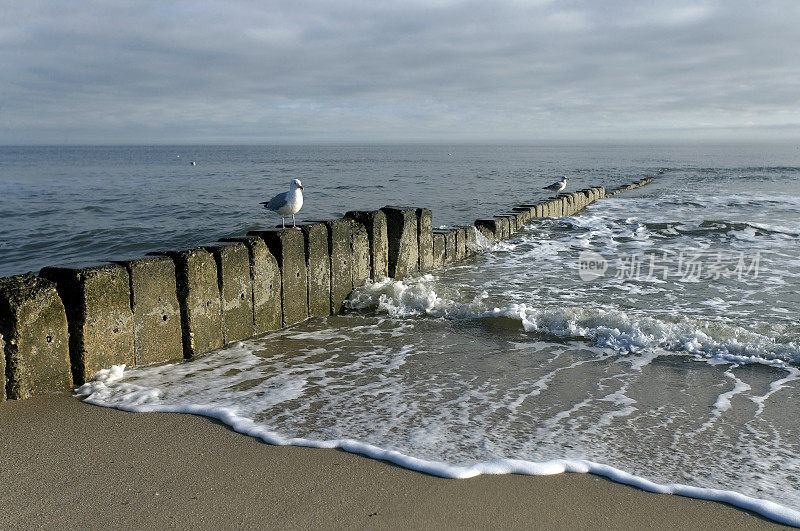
543;175;567;192
261;179;304;229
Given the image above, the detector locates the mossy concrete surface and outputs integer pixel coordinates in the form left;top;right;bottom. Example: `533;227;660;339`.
221;236;282;335
253;229;309;327
151;248;224;359
39;264;134;386
0;273;72;397
381;206;419;280
349;220;371;289
206;242;255;343
116;257;183;366
416;208;434;273
345;210;389;281
432;232;445;269
297;223;332;318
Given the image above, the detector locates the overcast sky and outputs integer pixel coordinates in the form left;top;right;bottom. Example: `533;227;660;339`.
2;0;799;144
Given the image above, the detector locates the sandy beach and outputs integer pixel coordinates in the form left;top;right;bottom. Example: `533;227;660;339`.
0;395;785;530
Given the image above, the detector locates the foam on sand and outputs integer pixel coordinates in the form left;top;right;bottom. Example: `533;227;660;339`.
76;362;800;526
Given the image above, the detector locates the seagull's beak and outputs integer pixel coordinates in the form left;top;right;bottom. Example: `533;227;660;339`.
299;185;304;190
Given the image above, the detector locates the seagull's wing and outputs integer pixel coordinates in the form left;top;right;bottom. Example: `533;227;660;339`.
261;191;289;211
543;182;558;190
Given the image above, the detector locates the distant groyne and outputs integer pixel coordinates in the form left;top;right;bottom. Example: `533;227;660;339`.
0;177;654;400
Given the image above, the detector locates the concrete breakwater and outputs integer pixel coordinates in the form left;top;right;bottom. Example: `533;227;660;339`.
0;177;654;401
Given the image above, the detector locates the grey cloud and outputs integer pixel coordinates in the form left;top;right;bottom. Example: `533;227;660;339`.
1;0;799;143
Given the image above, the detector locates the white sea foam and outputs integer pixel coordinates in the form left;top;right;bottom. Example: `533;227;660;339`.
347;276;800;366
76;363;800;527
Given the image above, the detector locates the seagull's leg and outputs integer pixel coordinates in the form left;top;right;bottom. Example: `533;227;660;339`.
282;217;286;229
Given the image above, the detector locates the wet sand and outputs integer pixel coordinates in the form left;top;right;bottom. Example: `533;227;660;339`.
0;396;787;529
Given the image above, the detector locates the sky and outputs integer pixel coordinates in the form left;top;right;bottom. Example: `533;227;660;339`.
1;0;799;144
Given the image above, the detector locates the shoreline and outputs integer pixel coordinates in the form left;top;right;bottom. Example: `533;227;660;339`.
0;395;787;529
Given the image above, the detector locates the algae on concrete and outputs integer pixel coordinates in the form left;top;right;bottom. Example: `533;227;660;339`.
206;242;255;343
39;264;134;385
253;229;309;327
0;273;72;398
150;248;224;359
416;208;434;273
116;256;183;366
221;236;282;335
345;210;389;281
297;223;332;318
381;206;419;280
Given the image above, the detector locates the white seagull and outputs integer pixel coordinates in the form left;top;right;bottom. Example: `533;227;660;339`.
261;179;305;229
543;175;567;192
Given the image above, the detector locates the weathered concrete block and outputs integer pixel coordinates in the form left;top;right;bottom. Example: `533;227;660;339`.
444;230;458;263
115;257;183;366
0;331;4;401
345;210;388;281
432;232;446;268
39;265;134;385
474;219;498;240
251;229;309;326
496;215;515;237
296;223;331;318
416;208;434;273
0;274;72;399
308;219;352;314
206;242;254;343
220;236;282;335
455;228;467;261
512;207;532;225
381;206;419;280
462;226;478;257
349;219;371;289
150;248;224;359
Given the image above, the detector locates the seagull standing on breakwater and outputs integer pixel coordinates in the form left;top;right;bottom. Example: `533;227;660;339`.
261;179;304;229
543;175;567;192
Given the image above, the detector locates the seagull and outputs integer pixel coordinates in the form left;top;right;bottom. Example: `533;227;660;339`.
260;179;305;229
543;175;567;192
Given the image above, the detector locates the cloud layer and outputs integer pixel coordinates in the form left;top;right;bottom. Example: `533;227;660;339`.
2;0;799;143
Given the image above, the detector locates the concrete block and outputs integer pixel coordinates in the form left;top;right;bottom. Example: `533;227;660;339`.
349;219;371;289
432;232;446;269
296;223;331;318
250;229;309;326
496;215;515;237
345;210;388;280
150;248;224;359
416;208;434;273
206;242;254;343
474;219;498;240
455;228;467;261
307;219;352;314
115;257;183;366
444;230;458;263
39;264;134;385
381;206;419;280
489;217;505;239
462;226;478;257
0;274;72;399
220;236;282;335
512;207;532;225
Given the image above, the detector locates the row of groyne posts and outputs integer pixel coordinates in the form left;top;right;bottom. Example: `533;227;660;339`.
0;177;654;401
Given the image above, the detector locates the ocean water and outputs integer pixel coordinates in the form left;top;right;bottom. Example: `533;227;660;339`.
4;144;800;524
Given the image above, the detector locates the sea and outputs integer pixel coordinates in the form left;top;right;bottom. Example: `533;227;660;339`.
2;144;800;524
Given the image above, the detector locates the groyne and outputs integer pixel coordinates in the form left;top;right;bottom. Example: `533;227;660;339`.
0;177;655;400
